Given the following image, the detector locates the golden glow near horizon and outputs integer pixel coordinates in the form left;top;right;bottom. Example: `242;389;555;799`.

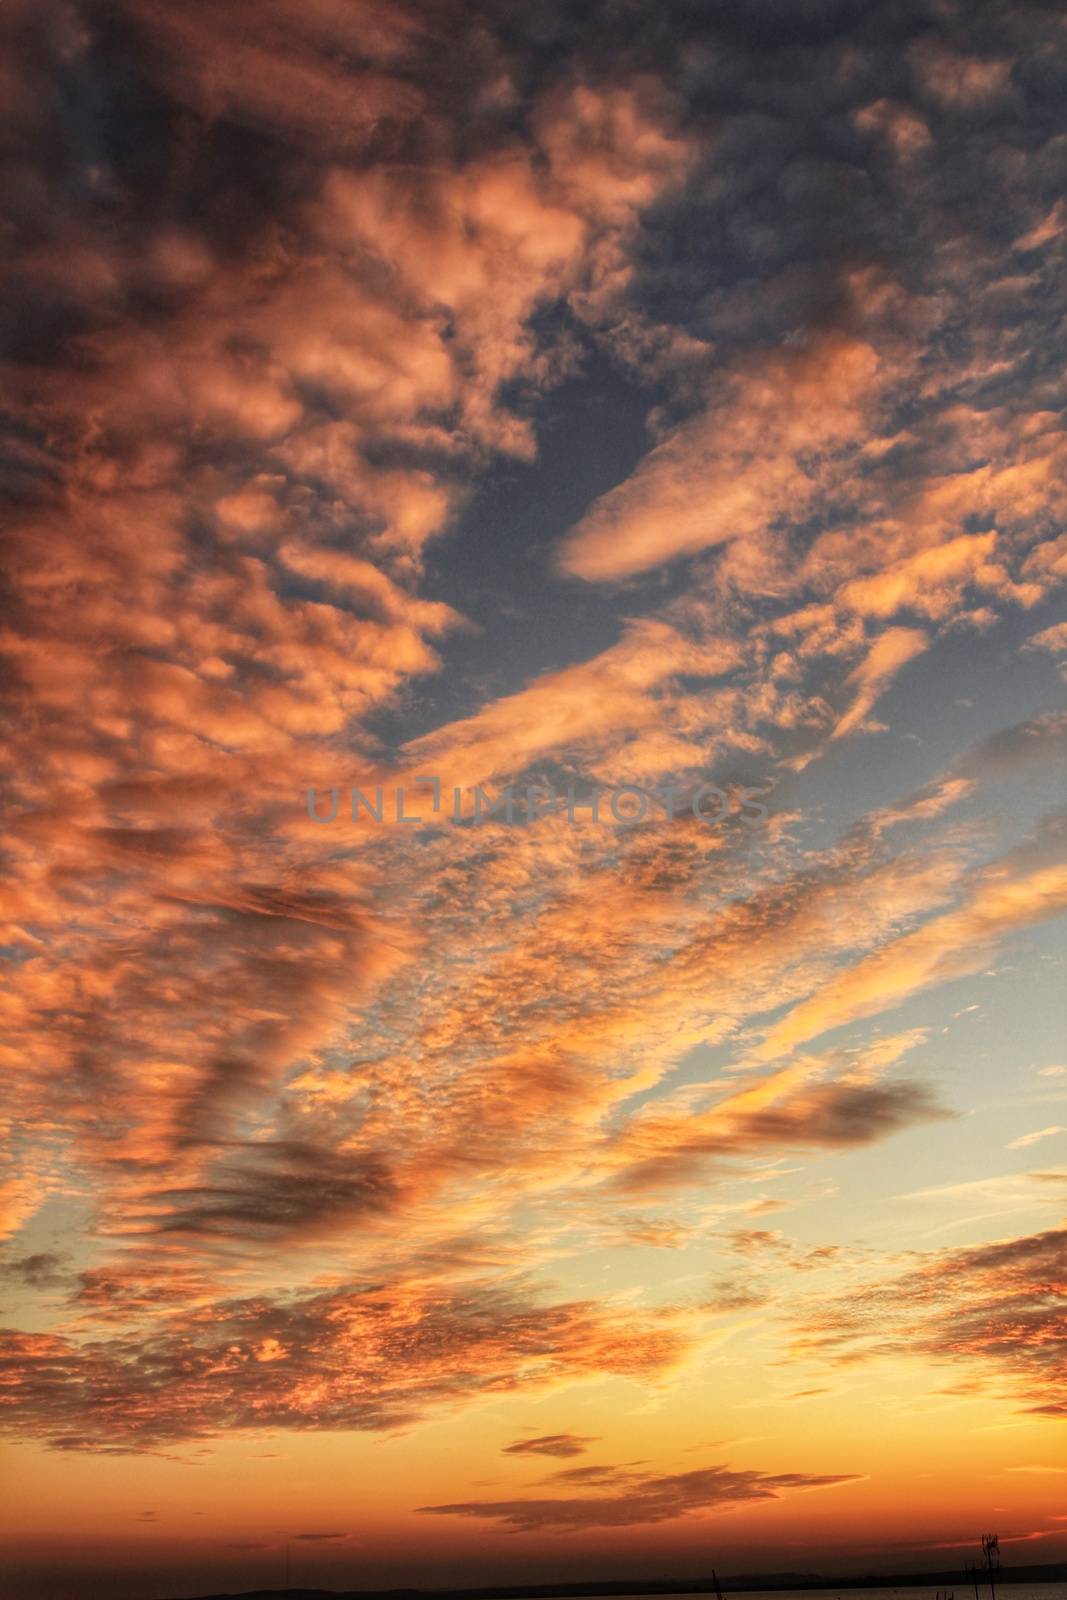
0;1;1065;1597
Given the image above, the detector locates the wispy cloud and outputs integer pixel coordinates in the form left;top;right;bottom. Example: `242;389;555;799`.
789;1227;1067;1417
1006;1127;1065;1150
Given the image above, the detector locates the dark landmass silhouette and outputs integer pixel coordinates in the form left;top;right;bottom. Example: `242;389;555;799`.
169;1559;1067;1600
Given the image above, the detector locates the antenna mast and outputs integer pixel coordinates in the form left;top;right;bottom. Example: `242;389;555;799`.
981;1533;999;1600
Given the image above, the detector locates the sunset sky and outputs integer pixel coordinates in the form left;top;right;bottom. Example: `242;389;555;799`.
1;1;1066;1597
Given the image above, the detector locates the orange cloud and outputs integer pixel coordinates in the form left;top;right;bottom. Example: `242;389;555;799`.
0;1278;693;1452
790;1227;1067;1417
756;820;1067;1059
830;627;929;741
558;332;882;582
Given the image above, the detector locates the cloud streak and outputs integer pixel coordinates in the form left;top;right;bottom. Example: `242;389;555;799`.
420;1463;863;1530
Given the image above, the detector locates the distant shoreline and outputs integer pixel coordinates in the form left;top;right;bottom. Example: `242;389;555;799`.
172;1560;1067;1600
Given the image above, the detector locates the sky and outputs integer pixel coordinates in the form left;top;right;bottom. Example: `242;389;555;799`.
0;1;1066;1597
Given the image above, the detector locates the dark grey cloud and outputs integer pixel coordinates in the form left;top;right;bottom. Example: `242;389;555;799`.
611;1079;953;1195
958;711;1067;782
419;1462;863;1530
503;1432;598;1458
152;1141;401;1240
0;1253;69;1289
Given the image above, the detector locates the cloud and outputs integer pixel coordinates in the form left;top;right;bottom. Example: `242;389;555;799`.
3;0;1067;1530
503;1434;598;1459
1024;623;1067;655
0;1;700;1278
148;1141;403;1242
0;1253;69;1289
955;712;1067;783
608;1079;950;1198
1006;1127;1065;1151
790;1227;1067;1417
1014;201;1066;254
754;817;1067;1061
0;1278;692;1451
910;41;1013;110
603;1031;948;1196
557;331;883;583
400;615;741;789
419;1462;863;1530
830;627;929;742
837;533;1000;623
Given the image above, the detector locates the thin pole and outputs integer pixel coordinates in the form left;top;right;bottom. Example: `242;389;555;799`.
982;1533;998;1600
